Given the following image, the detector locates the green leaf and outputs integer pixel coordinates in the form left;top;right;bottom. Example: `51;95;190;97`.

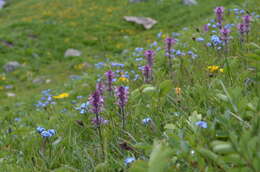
129;160;148;172
148;140;173;172
196;147;227;170
95;162;109;172
159;80;172;97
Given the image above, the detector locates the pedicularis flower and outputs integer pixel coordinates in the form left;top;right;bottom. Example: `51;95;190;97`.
96;82;105;95
164;37;176;53
143;65;152;83
214;7;224;27
144;50;155;67
89;90;104;114
243;15;252;32
105;70;114;92
220;28;231;42
115;86;129;108
237;23;246;35
91;116;109;126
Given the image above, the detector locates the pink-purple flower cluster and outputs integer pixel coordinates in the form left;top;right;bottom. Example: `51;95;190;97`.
105;70;114;92
214;7;225;27
115;86;129;108
143;65;152;83
88;90;104;114
144;50;155;67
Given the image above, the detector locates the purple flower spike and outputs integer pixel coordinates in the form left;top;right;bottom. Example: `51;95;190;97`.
204;24;209;32
220;28;231;41
144;50;155;67
237;23;246;35
143;65;152;83
91;116;109;127
115;86;129;108
105;70;114;92
165;37;176;51
88;90;104;114
243;15;252;33
96;82;105;95
214;7;225;27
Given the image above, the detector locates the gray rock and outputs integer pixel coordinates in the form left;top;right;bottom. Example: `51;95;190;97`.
7;92;16;97
124;16;157;30
4;61;21;72
64;49;82;57
32;77;45;84
182;0;197;5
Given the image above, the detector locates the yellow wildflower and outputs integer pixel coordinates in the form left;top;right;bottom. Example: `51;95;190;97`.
219;68;224;73
74;63;85;70
207;65;220;73
0;75;6;81
53;93;69;99
118;77;129;82
175;87;181;95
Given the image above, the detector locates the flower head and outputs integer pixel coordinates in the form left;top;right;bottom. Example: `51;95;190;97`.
237;23;246;34
124;157;136;165
91;116;109;127
220;28;231;41
164;37;176;51
105;70;114;92
142;117;152;125
204;24;209;32
144;50;155;67
214;7;225;26
53;93;69;99
195;121;208;128
115;86;129;108
175;87;181;95
96;82;105;95
36;126;45;134
142;65;152;83
88;90;104;114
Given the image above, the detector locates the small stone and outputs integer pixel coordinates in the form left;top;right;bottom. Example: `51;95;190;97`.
64;49;82;57
33;77;45;84
124;16;157;30
7;92;16;97
182;0;197;5
3;61;21;73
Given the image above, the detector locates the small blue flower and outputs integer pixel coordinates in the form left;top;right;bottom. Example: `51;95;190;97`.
157;32;162;38
142;117;152;125
206;42;212;47
41;131;52;138
211;35;222;45
110;62;125;68
124;157;136;165
95;62;105;69
36;127;46;134
175;50;182;56
196;37;204;42
195;121;208;128
47;129;56;136
15;117;21;122
135;58;143;61
135;47;144;53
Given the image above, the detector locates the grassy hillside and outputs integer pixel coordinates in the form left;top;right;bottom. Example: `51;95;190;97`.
0;0;260;171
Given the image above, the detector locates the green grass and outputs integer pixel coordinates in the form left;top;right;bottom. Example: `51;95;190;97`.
0;0;260;171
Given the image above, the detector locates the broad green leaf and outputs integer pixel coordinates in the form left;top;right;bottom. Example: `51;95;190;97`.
148;140;174;172
159;80;172;97
129;160;148;172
